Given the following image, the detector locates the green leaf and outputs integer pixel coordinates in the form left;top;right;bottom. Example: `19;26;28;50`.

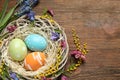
0;0;9;23
54;29;62;34
0;0;22;30
0;76;5;80
68;63;75;69
0;6;16;29
42;8;48;15
56;69;64;75
0;12;2;18
0;22;8;32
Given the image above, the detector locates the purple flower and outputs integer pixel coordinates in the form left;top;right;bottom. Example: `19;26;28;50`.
15;0;39;17
22;0;39;7
27;11;35;21
10;72;19;80
16;6;31;17
61;75;69;80
51;32;60;41
24;1;30;6
7;26;17;33
47;9;54;17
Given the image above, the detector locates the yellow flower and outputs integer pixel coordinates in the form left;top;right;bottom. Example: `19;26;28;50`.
67;69;70;72
50;19;54;23
1;72;3;74
0;40;2;47
1;61;5;65
77;48;80;51
36;74;39;77
75;64;79;67
45;73;48;76
34;76;37;79
57;55;60;59
75;64;80;67
73;67;77;70
40;73;45;77
0;65;3;69
70;68;74;71
53;70;56;73
82;49;87;54
0;69;2;73
58;59;61;62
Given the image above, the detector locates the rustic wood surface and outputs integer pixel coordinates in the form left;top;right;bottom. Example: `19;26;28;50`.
0;0;120;80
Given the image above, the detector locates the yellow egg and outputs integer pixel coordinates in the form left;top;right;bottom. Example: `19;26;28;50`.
24;52;46;71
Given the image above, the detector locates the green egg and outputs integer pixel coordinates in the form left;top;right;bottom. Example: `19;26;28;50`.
8;38;27;61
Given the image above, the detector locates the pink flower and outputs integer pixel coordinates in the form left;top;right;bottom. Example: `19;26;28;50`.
75;53;81;59
80;55;86;62
41;76;51;80
71;50;82;56
7;26;17;33
71;50;86;62
47;9;54;17
61;75;69;80
61;40;66;49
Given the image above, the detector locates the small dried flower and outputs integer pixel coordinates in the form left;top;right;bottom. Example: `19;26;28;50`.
71;50;86;62
51;32;60;41
24;1;30;6
7;26;17;33
19;0;39;7
74;53;81;59
61;40;66;49
71;50;82;56
80;55;86;62
41;76;51;80
47;9;54;17
10;72;19;80
15;0;39;16
61;75;69;80
15;6;31;17
27;11;35;21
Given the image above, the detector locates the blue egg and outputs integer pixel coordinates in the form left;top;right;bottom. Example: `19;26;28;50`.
25;34;47;51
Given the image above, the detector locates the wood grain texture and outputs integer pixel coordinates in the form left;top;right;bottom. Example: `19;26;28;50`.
0;0;120;80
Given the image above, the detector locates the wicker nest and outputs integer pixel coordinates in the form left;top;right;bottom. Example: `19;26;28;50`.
0;15;69;79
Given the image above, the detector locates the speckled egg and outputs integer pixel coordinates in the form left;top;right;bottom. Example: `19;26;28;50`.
8;38;27;61
24;52;46;71
25;34;47;51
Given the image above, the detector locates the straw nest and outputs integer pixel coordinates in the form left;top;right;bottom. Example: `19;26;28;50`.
0;15;69;80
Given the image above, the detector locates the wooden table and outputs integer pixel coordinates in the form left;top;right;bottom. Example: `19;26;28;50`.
0;0;120;80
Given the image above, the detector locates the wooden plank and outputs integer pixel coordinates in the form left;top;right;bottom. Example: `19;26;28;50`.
0;0;120;80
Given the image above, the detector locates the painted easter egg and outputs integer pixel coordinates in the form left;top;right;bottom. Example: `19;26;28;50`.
24;52;46;71
25;34;47;51
8;38;27;61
